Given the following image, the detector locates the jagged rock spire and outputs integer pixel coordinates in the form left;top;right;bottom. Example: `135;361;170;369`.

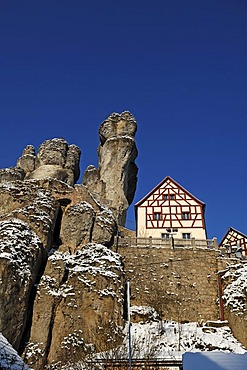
83;111;138;225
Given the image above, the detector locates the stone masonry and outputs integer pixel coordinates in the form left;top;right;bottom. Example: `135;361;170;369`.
119;246;224;323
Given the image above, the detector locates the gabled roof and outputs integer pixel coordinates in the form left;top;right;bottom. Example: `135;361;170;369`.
219;226;247;247
135;176;205;208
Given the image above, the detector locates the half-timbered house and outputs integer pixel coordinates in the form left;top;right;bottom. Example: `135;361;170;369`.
219;227;247;257
135;176;207;240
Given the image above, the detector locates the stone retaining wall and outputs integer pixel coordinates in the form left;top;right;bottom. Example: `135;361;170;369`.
119;246;222;322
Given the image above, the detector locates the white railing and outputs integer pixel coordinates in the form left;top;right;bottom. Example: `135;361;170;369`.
115;236;218;251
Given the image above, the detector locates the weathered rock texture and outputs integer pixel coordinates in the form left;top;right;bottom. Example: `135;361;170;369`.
83;111;138;225
16;138;81;186
0;181;59;349
0;115;138;368
28;244;124;368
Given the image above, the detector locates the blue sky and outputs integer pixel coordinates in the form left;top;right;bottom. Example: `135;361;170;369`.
0;0;247;240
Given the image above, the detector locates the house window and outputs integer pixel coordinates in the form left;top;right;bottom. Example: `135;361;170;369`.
161;233;170;239
170;194;175;200
163;194;168;200
182;212;190;220
154;213;161;220
182;233;191;239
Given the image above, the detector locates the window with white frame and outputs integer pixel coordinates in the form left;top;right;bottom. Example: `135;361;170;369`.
182;233;191;239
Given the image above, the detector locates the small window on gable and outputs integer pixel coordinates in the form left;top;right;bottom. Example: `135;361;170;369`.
163;194;168;200
182;212;190;220
154;212;161;220
182;233;191;239
170;194;175;200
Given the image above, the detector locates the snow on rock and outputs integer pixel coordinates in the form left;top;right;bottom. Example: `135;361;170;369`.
0;218;45;349
0;218;42;280
130;305;160;322
0;180;58;246
27;244;125;367
47;243;123;291
0;332;31;370
222;263;247;314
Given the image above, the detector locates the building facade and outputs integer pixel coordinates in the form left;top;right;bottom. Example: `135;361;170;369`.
219;227;247;257
135;176;207;240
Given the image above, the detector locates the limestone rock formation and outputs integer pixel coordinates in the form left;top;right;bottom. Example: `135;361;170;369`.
60;201;96;250
16;145;36;174
0;181;59;350
27;244;124;368
0;167;25;184
83;111;138;225
60;201;117;252
0;112;139;369
16;138;81;186
0;219;42;350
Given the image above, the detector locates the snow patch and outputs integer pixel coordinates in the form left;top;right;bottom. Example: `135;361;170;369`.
222;263;247;313
0;218;42;280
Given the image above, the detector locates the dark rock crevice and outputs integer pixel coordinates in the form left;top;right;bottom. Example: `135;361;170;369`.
18;249;49;356
52;206;63;247
44;265;70;365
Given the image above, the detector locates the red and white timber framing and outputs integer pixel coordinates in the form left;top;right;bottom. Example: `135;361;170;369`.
219;227;247;256
135;176;207;240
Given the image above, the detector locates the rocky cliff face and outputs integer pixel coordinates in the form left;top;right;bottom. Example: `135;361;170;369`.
82;111;138;225
0;138;81;187
0;112;138;369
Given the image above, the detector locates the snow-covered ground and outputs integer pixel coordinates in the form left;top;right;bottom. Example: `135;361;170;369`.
128;318;246;359
61;310;246;369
